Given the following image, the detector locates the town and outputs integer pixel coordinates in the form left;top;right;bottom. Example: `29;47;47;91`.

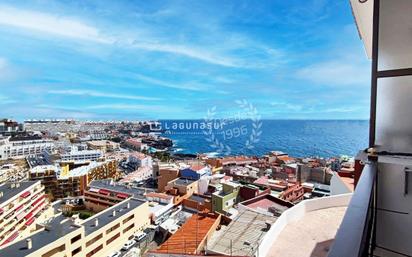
0;118;355;257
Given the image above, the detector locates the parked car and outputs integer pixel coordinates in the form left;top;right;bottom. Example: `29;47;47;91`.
134;232;147;242
107;251;121;257
121;239;136;251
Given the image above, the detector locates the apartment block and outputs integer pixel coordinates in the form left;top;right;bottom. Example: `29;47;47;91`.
0;136;54;160
61;150;103;162
29;160;119;199
86;140;120;153
84;179;154;212
0;198;151;257
0;181;52;248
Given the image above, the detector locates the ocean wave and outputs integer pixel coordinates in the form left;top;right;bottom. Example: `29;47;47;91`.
204;152;220;157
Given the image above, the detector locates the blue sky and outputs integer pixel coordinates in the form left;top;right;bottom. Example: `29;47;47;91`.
0;0;371;120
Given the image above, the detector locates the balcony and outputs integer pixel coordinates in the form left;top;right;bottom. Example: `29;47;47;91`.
329;154;412;257
257;193;352;257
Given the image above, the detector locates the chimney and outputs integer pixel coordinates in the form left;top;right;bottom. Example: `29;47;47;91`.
26;238;32;249
0;191;3;198
112;210;116;217
126;202;130;209
94;218;99;227
10;183;15;188
16;183;20;188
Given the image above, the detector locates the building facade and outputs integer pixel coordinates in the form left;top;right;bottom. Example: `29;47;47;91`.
0;181;52;248
29;160;119;199
0;198;151;257
61;150;103;162
0;136;54;160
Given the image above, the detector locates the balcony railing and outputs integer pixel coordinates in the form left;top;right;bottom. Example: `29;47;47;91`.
328;161;377;257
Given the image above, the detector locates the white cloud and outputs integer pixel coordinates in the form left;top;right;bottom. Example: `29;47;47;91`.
133;73;207;91
85;103;185;113
270;101;303;112
0;57;13;80
0;5;113;44
296;59;370;86
131;41;240;67
48;89;161;101
0;5;245;67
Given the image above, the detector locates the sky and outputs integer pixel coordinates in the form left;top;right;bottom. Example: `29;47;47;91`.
0;0;371;120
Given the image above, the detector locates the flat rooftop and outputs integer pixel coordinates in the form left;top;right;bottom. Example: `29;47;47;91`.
267;206;347;257
208;210;277;256
0;215;80;257
0;181;39;206
241;193;293;215
0;198;146;256
83;198;145;235
174;177;198;186
89;179;155;200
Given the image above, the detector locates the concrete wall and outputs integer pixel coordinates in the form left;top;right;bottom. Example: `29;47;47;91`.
258;193;352;257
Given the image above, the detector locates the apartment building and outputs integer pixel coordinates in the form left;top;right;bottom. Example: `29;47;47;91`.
0;119;22;134
84;179;154;212
157;164;180;193
0;181;52;248
0;198;151;257
61;150;103;162
29;160;119;199
128;152;153;168
86;140;120;153
0;136;54;160
165;178;199;204
212;181;240;215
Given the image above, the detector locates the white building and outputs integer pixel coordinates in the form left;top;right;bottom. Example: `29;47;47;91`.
128;152;153;168
0;136;54;161
60;149;103;162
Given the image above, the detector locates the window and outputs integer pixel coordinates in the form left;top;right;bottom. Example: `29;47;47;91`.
71;234;81;244
106;232;120;245
123;223;135;234
86;233;102;247
123;214;134;224
106;223;120;234
86;244;103;257
72;247;82;256
41;244;65;257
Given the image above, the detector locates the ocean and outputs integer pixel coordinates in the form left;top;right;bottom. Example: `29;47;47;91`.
159;120;369;158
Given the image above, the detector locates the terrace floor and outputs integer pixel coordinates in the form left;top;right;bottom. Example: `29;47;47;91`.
267;206;347;257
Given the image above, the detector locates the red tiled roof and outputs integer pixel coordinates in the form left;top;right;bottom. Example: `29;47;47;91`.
153;214;220;254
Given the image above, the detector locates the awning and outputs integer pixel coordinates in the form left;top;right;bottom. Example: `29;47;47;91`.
31;195;45;206
20;191;31;198
24;211;34;220
0;208;3;214
89;187;100;193
15;204;24;212
98;189;110;195
116;193;129;199
1;231;18;245
33;200;45;212
25;217;35;226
